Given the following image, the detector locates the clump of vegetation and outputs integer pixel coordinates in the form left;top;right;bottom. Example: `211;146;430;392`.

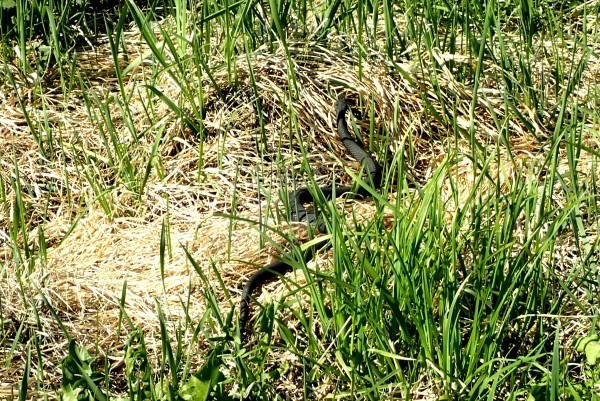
0;0;598;400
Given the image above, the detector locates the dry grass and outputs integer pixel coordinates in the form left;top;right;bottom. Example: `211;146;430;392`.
0;8;599;399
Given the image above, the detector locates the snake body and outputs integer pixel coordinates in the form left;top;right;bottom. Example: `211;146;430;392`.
239;97;383;344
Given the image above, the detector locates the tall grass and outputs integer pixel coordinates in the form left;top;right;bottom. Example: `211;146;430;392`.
0;0;598;400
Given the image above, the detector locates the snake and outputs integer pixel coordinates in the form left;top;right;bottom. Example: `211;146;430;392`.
239;96;383;344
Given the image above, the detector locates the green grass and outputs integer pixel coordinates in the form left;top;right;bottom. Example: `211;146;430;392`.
0;0;599;400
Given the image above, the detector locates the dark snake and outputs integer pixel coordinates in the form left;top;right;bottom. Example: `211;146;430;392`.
239;96;383;344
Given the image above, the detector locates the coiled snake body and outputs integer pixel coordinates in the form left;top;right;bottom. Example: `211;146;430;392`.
239;97;383;344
